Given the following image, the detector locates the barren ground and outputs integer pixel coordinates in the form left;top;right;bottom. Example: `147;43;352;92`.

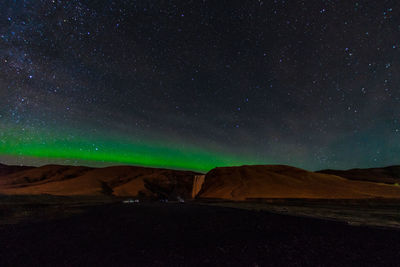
1;198;400;266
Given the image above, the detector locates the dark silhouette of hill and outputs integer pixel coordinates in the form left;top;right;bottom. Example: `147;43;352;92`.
317;166;400;184
0;163;34;176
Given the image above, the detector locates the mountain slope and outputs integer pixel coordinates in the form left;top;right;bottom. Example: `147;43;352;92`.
0;164;201;199
3;163;400;200
317;166;400;184
197;165;400;200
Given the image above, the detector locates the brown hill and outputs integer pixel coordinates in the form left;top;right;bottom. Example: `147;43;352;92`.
317;166;400;184
0;164;201;199
2;163;400;200
197;165;400;200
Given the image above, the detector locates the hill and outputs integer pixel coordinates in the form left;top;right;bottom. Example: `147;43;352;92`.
0;164;202;199
197;165;400;200
317;166;400;184
2;163;400;200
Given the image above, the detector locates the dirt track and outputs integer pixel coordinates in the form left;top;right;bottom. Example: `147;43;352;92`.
1;203;400;266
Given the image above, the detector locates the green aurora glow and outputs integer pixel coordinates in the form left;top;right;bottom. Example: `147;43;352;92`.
0;126;260;172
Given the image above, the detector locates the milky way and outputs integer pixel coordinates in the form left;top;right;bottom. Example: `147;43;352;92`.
0;0;399;171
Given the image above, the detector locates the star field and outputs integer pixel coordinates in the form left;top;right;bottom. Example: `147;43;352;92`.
0;0;399;171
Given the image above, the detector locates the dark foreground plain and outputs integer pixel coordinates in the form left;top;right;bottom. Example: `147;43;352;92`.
1;202;400;266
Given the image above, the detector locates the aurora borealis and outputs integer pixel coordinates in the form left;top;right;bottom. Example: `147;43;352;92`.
0;123;251;172
1;1;399;171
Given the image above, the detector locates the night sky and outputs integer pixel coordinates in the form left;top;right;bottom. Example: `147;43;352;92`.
0;0;399;172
